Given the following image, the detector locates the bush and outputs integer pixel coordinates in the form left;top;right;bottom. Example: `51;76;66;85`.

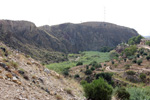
112;61;114;64
82;78;113;100
122;45;137;57
76;62;83;66
127;87;150;100
132;59;137;63
96;72;114;85
86;65;89;69
124;58;127;62
146;56;150;60
90;67;95;71
104;64;107;66
137;59;142;65
85;69;92;75
140;73;146;81
80;80;87;85
126;71;136;75
116;87;130;100
74;74;80;78
63;67;70;76
137;54;140;58
124;64;131;70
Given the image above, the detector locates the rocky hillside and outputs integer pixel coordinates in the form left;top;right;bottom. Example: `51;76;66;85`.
0;42;84;100
40;22;138;53
0;20;138;63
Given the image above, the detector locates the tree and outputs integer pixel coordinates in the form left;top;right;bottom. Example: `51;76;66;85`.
122;45;137;57
82;78;113;100
128;35;143;45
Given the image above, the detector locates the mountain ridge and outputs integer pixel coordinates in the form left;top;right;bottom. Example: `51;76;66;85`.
0;20;139;63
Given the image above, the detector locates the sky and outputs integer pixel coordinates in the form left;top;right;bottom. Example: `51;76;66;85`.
0;0;150;36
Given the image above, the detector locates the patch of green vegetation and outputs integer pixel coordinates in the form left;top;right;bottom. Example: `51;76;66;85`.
46;51;110;73
79;51;110;65
127;87;150;100
46;61;76;74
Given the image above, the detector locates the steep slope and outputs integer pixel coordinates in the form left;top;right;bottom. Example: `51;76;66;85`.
0;20;138;63
0;20;67;63
0;42;84;100
40;22;138;53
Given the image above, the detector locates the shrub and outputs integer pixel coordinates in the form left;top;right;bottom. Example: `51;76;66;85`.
96;72;114;85
137;54;140;58
137;59;142;65
143;52;147;56
80;80;87;85
111;61;114;64
86;65;89;69
90;67;95;71
82;78;113;100
127;87;150;100
74;74;80;78
85;69;92;75
104;64;107;66
124;58;126;62
126;71;136;75
63;67;70;76
76;62;83;66
146;56;150;60
124;64;131;70
132;59;137;63
116;87;130;100
95;64;102;68
140;73;146;81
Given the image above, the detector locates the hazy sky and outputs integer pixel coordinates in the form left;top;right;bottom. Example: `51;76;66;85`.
0;0;150;36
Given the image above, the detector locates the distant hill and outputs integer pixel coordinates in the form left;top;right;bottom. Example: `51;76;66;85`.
144;36;150;39
40;21;138;52
0;20;138;63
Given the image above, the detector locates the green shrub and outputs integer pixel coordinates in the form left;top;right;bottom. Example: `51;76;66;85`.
124;64;131;70
112;61;114;64
132;59;137;63
80;80;87;85
137;54;140;58
76;62;83;66
86;65;89;69
116;87;130;100
140;73;146;81
82;78;113;100
137;59;142;65
96;72;114;85
90;67;95;71
104;64;107;66
74;74;80;78
127;87;150;100
85;69;92;75
143;52;147;56
124;58;127;62
63;67;70;76
146;56;150;60
126;71;136;75
95;64;102;68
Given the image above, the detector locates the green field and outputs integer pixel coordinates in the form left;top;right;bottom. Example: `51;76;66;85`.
46;51;110;73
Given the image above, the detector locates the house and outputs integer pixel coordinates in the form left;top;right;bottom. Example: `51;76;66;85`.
140;39;150;45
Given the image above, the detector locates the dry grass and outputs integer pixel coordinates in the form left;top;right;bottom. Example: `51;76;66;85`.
6;73;13;79
64;88;72;95
55;95;63;100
